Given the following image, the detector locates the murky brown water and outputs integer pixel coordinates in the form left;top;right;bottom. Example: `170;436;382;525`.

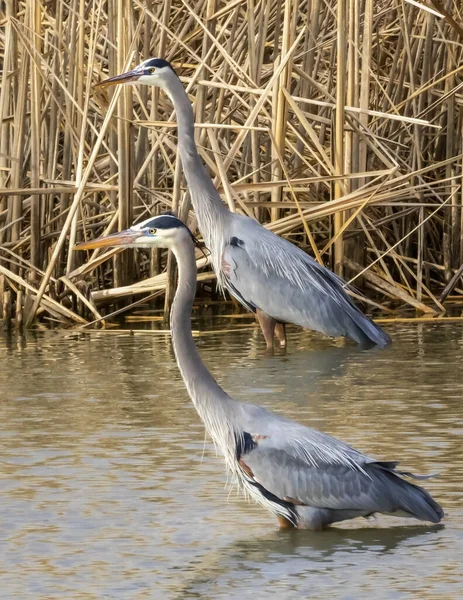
0;323;462;599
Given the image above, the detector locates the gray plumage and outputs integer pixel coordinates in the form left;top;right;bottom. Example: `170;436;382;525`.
95;58;391;350
75;215;443;529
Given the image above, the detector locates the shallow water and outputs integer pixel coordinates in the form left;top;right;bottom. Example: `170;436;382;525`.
0;323;462;599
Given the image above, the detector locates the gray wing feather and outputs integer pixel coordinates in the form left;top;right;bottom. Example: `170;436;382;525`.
223;216;390;347
237;407;443;522
243;439;386;512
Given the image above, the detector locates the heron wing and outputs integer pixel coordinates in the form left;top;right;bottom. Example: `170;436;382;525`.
222;239;350;336
236;427;397;512
227;215;348;298
221;216;389;345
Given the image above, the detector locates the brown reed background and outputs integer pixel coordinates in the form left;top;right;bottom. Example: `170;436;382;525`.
0;0;463;329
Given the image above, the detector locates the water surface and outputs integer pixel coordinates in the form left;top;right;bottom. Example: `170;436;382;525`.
0;324;462;598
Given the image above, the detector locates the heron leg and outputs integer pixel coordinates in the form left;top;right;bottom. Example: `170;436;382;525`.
256;309;276;349
274;322;287;349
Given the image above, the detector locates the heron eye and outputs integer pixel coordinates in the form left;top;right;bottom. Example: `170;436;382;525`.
149;228;157;235
148;67;156;75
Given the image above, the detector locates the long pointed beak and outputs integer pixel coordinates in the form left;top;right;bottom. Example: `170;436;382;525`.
94;69;142;89
74;229;142;251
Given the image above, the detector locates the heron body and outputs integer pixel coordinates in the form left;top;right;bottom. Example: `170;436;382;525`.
95;59;391;350
75;215;443;530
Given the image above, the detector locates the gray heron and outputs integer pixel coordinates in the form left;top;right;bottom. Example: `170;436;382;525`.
94;58;391;351
75;214;442;530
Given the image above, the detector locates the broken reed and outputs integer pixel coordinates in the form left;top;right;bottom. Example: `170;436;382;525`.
0;0;463;329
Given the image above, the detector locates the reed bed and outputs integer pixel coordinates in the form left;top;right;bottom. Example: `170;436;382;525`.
0;0;462;328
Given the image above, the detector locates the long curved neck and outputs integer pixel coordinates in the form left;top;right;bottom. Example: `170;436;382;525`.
170;238;236;446
165;77;229;244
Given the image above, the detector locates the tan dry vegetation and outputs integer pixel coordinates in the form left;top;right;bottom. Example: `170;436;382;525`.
0;0;463;328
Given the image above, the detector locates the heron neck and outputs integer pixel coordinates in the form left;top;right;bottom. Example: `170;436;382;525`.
171;239;235;444
166;77;229;241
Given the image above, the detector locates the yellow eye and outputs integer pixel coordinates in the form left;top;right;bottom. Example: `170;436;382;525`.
148;67;156;75
149;228;157;235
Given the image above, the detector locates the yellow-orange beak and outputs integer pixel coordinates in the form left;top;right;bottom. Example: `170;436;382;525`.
94;69;142;89
74;229;142;251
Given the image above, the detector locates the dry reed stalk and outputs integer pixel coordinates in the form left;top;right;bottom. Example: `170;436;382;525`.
377;315;463;324
114;0;134;289
333;0;347;276
0;0;462;328
27;0;41;274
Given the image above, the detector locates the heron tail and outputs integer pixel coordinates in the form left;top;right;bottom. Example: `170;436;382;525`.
384;469;444;523
344;305;391;348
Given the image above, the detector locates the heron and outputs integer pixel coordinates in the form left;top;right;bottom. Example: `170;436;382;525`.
94;58;391;351
75;213;443;530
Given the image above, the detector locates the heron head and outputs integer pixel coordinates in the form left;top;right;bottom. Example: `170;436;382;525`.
74;213;195;251
94;58;178;92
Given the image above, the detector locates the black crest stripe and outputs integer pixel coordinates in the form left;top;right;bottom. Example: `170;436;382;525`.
143;216;183;230
144;58;174;71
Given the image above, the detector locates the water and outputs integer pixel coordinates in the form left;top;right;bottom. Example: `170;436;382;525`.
0;323;462;599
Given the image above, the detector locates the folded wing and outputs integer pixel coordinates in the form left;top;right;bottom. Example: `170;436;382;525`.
222;216;390;347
